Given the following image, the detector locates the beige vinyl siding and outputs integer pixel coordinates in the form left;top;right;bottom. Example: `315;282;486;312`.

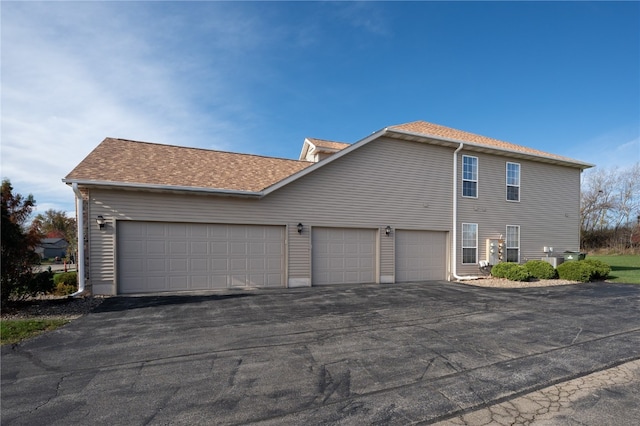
379;226;394;282
86;137;454;293
455;150;582;275
288;222;309;284
87;198;116;295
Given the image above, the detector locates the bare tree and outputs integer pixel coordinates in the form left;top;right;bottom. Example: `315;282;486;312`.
581;162;640;251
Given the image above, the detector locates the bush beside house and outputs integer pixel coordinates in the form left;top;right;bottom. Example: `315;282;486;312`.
492;259;611;283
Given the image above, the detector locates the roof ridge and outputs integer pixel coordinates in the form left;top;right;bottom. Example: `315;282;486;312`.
388;120;508;144
305;137;350;145
105;137;310;164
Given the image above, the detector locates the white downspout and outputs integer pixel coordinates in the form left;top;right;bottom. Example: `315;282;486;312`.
452;143;479;281
70;183;86;296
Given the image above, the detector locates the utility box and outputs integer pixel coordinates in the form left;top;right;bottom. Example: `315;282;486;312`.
486;239;502;265
542;257;564;268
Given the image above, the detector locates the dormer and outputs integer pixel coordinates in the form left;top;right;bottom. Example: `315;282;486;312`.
299;137;350;163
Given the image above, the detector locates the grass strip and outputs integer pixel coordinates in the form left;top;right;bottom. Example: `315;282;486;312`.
1;318;69;345
588;255;640;284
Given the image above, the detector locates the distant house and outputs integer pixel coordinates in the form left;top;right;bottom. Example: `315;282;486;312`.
64;120;593;295
35;238;68;259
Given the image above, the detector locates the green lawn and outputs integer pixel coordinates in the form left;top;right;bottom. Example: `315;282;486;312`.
588;255;640;284
0;318;69;345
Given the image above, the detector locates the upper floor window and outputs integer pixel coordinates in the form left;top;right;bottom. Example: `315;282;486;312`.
506;162;520;201
462;223;478;264
506;225;520;262
462;155;478;198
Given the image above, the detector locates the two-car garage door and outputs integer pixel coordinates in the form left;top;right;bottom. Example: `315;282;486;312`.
118;222;285;294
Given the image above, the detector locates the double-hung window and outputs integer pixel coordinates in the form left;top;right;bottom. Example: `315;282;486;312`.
506;162;520;201
462;155;478;198
506;225;520;262
462;223;478;264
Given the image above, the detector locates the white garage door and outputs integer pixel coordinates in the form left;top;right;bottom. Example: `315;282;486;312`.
118;222;285;294
396;230;447;282
312;227;376;285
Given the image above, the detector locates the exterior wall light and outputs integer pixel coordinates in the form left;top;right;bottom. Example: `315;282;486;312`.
96;215;106;229
297;223;303;234
385;226;392;236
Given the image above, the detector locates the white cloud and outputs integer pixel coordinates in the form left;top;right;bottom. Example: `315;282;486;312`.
560;126;639;171
1;2;263;213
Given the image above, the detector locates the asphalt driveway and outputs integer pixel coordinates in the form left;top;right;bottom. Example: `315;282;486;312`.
2;282;640;425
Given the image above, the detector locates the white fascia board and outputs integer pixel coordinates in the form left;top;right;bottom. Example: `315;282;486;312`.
386;129;595;170
62;179;263;197
298;138;315;161
263;128;388;195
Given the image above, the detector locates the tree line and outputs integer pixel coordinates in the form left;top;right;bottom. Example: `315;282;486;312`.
580;163;640;252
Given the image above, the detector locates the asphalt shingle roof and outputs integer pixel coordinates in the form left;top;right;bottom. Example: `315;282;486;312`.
389;120;578;163
65;138;313;192
66;121;590;193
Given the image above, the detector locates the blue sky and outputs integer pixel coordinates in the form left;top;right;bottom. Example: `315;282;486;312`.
2;1;638;215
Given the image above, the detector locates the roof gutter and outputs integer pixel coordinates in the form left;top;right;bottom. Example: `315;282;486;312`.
451;143;479;281
70;183;86;297
63;179;263;197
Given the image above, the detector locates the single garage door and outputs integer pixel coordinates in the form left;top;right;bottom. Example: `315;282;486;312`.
396;230;447;281
312;227;376;285
118;222;285;294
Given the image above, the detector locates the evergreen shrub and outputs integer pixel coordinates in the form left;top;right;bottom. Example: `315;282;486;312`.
557;261;594;282
524;260;557;279
582;259;611;280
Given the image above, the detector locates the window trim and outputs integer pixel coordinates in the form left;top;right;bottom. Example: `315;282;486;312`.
462;155;478;198
506;162;520;202
506;225;520;263
462;223;478;264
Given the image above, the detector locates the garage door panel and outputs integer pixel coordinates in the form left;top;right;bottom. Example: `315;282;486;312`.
191;242;208;255
147;259;166;273
190;258;208;272
396;230;446;282
231;243;247;255
169;259;188;272
211;242;228;255
313;228;376;285
147;241;166;254
168;224;187;237
191;276;209;290
146;223;166;237
170;276;187;289
169;241;187;255
118;222;284;294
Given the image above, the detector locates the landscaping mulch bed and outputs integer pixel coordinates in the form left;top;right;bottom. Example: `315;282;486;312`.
1;296;105;320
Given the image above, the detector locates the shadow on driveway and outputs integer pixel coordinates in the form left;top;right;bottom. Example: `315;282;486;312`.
92;293;254;313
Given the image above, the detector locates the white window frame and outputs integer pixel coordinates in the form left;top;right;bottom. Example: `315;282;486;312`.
506;225;520;263
462;223;478;264
506;162;520;202
462;155;478;198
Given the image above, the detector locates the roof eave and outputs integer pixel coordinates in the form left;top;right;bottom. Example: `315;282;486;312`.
62;179;264;198
386;129;595;170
